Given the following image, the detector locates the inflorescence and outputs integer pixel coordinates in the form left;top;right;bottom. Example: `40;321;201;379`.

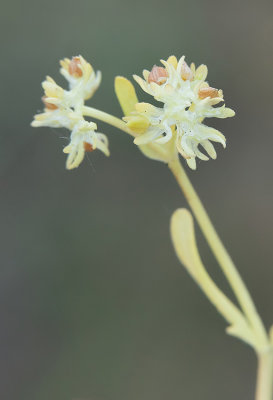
32;55;235;170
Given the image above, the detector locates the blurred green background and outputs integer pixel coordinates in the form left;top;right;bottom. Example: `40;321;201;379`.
1;0;273;399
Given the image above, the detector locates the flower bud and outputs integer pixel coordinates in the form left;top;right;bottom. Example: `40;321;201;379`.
42;96;58;110
198;87;219;99
148;65;168;85
181;61;193;81
68;57;83;78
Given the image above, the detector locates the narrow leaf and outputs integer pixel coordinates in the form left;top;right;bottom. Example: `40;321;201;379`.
114;76;138;116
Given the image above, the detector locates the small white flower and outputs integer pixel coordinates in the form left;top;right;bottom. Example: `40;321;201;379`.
63;120;109;170
129;55;235;169
60;56;101;106
31;56;108;169
31;76;74;128
31;104;78;130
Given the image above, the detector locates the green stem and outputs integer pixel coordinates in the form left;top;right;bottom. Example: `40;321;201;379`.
168;157;268;349
256;347;273;400
82;106;133;136
83;104;272;398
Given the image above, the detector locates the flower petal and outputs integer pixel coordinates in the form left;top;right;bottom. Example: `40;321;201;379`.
134;127;163;145
201;140;217;159
66;143;85;170
186;157;197;169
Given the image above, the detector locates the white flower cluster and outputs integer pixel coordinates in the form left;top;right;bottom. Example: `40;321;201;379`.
129;56;235;169
31;56;109;169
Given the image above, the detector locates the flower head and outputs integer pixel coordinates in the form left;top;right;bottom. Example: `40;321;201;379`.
31;56;108;169
63;120;109;170
126;55;235;169
59;56;101;103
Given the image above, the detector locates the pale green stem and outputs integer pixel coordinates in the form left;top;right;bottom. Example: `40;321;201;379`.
168;157;269;349
81;107;272;397
194;264;246;326
82;106;133;136
82;105;267;345
256;347;273;400
82;106;267;346
184;246;255;346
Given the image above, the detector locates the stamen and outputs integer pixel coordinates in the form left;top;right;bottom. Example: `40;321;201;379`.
148;65;168;85
42;96;58;110
68;57;83;78
198;87;219;99
84;142;94;152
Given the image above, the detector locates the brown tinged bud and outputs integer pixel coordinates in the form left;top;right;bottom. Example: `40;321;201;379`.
42;96;58;110
148;65;168;85
68;57;83;78
181;61;194;81
198;87;219;99
84;142;94;152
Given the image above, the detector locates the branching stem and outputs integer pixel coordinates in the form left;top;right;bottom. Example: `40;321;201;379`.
168;157;268;348
81;108;272;399
82;106;133;136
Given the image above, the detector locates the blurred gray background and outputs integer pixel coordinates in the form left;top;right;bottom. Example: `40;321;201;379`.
1;0;273;399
